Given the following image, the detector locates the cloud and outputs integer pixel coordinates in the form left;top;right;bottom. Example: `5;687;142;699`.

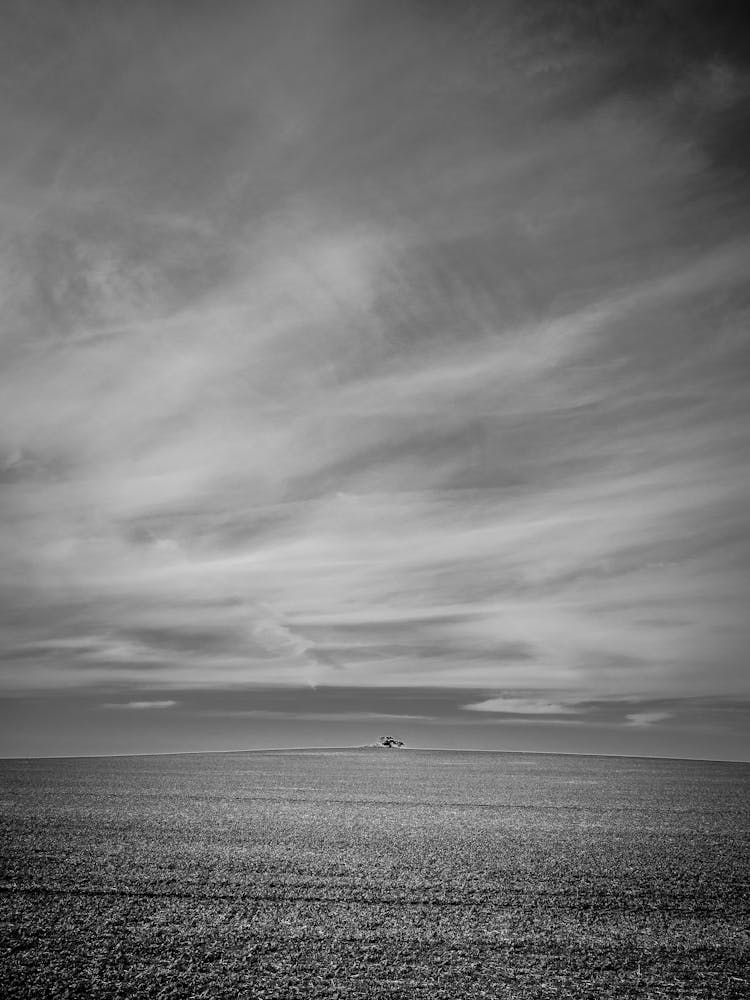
625;711;674;728
196;710;431;722
101;701;178;710
463;697;580;715
0;0;748;766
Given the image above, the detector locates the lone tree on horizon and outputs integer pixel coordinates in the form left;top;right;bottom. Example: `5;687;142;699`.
377;735;405;748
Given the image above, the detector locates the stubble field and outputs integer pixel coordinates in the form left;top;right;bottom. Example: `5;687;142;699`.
1;748;748;998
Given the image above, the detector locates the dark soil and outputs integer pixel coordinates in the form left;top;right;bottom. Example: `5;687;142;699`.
1;750;748;998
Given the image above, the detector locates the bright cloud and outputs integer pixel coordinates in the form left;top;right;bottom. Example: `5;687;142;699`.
101;701;178;711
625;712;674;728
463;698;580;715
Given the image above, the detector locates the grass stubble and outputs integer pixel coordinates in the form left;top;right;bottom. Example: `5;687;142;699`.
0;749;748;998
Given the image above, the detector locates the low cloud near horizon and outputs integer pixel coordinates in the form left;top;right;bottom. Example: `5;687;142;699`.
1;1;749;757
625;711;674;728
463;697;579;716
101;701;178;711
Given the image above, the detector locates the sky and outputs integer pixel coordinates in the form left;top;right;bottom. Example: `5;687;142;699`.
1;0;749;759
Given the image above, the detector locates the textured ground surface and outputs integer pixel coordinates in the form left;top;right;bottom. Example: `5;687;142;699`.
1;749;748;998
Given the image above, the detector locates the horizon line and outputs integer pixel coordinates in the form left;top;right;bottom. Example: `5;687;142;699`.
1;745;748;765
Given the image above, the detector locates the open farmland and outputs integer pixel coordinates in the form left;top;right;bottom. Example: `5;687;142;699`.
1;749;748;999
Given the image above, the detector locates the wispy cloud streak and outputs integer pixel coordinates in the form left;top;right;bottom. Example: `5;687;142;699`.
101;701;178;711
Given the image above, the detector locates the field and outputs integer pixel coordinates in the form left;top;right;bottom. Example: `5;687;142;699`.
1;749;748;998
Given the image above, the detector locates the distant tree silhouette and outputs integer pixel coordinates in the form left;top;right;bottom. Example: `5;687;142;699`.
377;735;405;748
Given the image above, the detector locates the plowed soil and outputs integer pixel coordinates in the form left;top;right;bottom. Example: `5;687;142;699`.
1;749;748;998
